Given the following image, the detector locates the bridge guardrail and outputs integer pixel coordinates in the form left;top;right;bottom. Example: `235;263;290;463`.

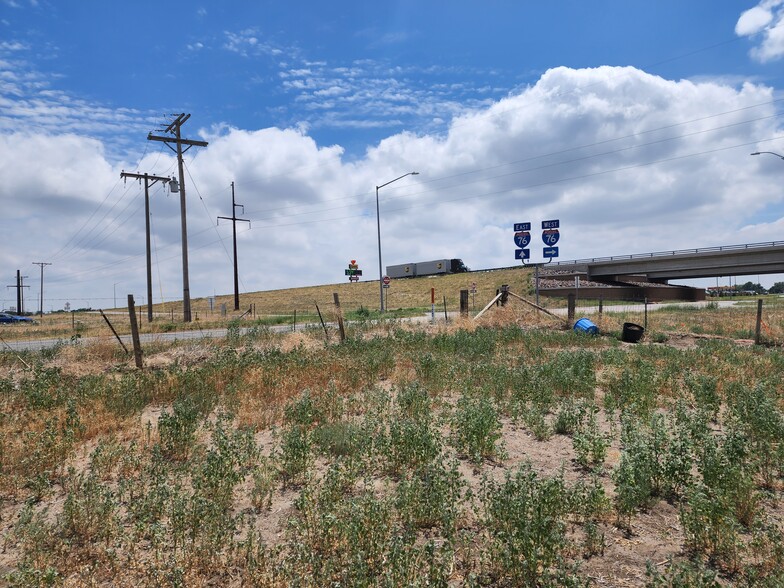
548;241;784;267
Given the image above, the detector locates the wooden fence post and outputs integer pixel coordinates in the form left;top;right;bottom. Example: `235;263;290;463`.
755;298;763;345
128;295;143;369
333;293;346;342
460;289;469;316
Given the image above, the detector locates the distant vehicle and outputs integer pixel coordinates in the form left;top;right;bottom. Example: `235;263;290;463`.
386;258;469;279
0;312;33;324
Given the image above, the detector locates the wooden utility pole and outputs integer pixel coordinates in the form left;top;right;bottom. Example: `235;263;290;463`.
147;114;208;322
6;270;29;314
120;171;172;323
31;262;51;316
217;181;250;311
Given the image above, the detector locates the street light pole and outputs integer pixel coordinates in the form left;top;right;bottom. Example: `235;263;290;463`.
375;171;419;312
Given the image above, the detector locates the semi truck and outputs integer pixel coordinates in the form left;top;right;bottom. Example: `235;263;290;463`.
386;258;468;279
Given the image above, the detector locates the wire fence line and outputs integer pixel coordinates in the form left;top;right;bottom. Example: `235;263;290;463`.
2;295;783;349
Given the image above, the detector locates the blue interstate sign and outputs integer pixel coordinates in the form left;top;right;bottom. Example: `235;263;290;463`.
515;248;530;260
513;231;531;248
543;247;559;258
514;222;531;232
541;219;560;229
542;229;560;246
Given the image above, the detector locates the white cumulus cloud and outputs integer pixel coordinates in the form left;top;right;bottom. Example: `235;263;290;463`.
736;0;784;62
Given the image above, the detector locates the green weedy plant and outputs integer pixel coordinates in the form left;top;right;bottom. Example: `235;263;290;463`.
158;397;202;461
680;483;744;574
684;372;721;422
251;456;278;511
452;394;505;464
572;409;609;471
554;397;590;436
613;412;694;524
645;558;720;587
226;318;242;346
277;422;314;484
5;504;60;587
698;427;760;529
395;458;465;538
313;420;363;458
379;537;454;588
522;404;552;441
729;383;784;488
60;469;118;545
570;475;612;523
384;411;442;475
582;521;606;558
284;389;322;427
286;469;394;585
395;381;433;421
478;464;583;585
603;358;659;419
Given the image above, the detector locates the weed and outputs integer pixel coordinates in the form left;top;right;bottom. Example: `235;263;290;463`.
645;558;720;587
158;397;202;461
395;458;464;537
571;404;609;471
452;394;505;464
277;423;313;484
479;463;582;585
681;483;744;574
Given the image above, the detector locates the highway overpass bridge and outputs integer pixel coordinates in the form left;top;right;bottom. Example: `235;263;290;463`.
539;241;784;301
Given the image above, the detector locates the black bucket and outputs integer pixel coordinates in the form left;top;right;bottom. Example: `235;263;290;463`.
621;322;645;343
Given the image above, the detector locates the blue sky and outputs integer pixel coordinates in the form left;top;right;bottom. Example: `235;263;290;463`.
1;0;784;310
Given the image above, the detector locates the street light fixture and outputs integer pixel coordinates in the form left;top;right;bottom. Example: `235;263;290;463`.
375;171;419;312
751;151;784;160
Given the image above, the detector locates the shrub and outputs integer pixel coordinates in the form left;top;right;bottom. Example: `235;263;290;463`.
452;394;505;464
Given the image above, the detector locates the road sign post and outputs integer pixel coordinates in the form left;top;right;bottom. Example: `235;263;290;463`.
347;260;361;282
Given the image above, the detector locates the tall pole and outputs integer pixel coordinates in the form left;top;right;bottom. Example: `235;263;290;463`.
32;262;51;316
375;185;383;312
121;171;171;322
174;121;191;322
6;271;29;314
144;175;153;322
148;114;209;323
218;181;250;311
375;171;419;312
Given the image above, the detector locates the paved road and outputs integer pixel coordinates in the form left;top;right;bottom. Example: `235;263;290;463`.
1;322;319;353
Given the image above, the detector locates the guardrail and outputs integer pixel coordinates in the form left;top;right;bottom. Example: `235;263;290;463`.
547;241;784;267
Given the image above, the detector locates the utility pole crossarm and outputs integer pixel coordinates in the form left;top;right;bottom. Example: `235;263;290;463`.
120;171;173;183
147;134;209;147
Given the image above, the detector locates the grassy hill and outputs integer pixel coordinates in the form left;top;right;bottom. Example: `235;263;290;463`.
186;267;534;318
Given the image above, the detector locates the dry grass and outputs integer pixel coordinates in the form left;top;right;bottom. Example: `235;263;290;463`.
3;310;784;585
